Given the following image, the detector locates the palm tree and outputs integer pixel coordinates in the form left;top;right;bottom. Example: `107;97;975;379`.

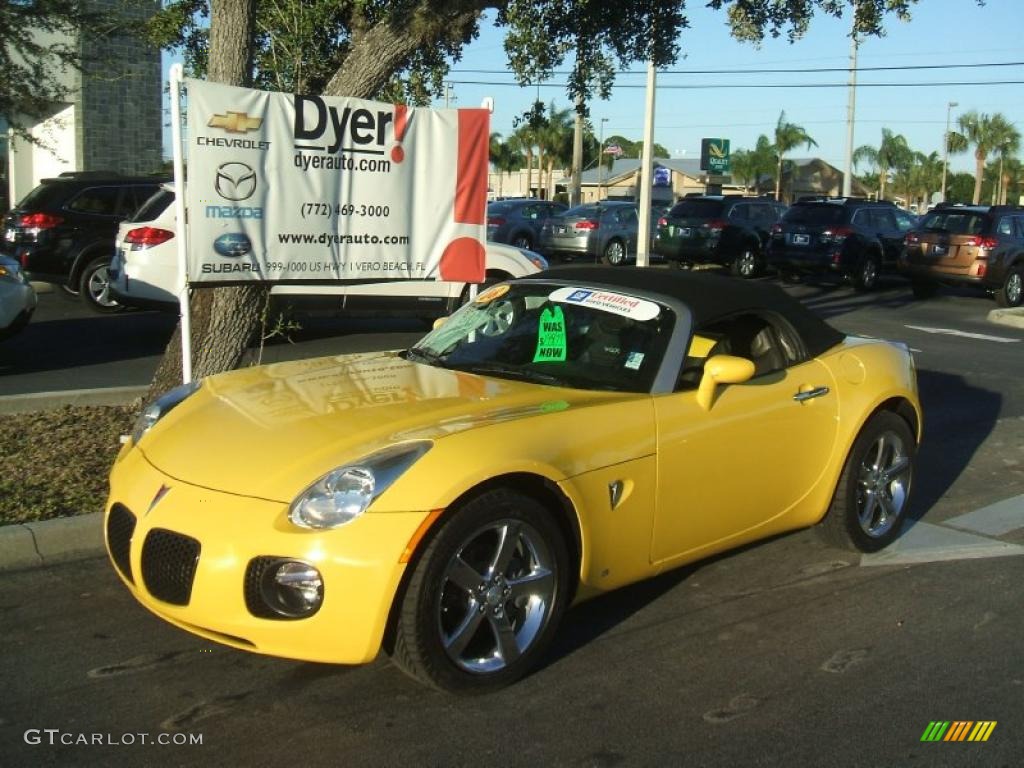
950;111;1021;204
853;128;912;202
730;135;775;193
512;123;537;197
537;103;574;199
772;111;817;202
489;132;521;199
990;114;1021;204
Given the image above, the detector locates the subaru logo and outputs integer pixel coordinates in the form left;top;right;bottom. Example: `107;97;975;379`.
215;162;257;201
213;233;252;258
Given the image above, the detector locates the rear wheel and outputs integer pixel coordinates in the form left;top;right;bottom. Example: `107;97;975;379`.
390;488;570;692
910;280;938;300
511;233;533;250
853;254;880;292
79;255;122;313
995;264;1023;308
602;239;627;266
819;411;915;552
730;248;760;278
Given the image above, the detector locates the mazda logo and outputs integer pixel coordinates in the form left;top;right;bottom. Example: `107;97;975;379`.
215;162;257;201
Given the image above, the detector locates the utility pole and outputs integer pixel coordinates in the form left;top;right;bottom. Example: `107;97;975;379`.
597;117;608;202
444;83;455;108
570;94;584;206
636;59;657;268
940;101;958;203
842;28;858;197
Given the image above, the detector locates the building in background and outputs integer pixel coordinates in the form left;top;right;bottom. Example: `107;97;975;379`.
2;0;162;213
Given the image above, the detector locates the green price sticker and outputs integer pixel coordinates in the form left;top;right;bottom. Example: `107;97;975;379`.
533;305;567;362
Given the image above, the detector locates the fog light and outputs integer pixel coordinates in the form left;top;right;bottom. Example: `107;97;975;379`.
260;561;323;618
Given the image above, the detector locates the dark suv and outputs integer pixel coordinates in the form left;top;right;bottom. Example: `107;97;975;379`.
900;204;1024;307
766;198;915;291
653;195;786;277
2;172;167;311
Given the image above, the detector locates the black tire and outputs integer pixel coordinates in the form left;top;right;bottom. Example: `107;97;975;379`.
390;488;571;692
730;247;760;279
853;254;881;292
910;280;938;300
511;233;533;250
601;239;627;266
818;411;915;553
994;264;1023;308
79;255;122;313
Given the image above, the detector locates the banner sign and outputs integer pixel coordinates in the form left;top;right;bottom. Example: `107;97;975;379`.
185;79;488;284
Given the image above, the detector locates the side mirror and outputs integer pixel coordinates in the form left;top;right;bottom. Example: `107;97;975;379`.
696;354;756;411
432;316;448;331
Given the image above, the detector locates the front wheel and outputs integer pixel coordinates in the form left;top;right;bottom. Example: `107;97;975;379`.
390;488;570;692
853;255;880;292
730;248;760;278
601;239;627;266
995;264;1023;308
511;234;533;250
79;256;122;313
818;411;915;552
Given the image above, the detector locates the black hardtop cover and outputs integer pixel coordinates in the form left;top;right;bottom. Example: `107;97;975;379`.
523;265;846;357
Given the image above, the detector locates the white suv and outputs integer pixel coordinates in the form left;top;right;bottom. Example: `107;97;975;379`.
109;184;548;316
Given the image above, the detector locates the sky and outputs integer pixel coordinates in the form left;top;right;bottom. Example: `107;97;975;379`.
426;0;1023;176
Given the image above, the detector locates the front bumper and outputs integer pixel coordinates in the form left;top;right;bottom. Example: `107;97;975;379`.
105;447;433;664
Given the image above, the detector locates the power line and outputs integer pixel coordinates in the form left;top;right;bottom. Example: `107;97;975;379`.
451;60;1024;76
448;79;1024;90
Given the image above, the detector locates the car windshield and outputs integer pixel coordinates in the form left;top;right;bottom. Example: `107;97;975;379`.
919;211;987;235
782;204;845;227
405;282;675;393
669;200;724;218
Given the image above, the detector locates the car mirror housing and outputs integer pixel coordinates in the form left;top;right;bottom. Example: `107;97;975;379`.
696;355;756;411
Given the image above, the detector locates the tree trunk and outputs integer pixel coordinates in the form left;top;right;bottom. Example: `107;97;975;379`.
879;165;887;202
148;0;266;402
973;151;985;205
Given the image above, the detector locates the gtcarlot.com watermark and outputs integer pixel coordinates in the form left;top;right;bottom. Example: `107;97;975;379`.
24;729;203;747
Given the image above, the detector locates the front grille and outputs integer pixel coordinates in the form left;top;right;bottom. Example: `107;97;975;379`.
106;504;137;584
141;529;201;606
244;557;278;618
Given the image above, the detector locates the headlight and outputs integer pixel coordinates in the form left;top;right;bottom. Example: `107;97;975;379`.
130;381;200;445
529;254;549;270
289;441;432;530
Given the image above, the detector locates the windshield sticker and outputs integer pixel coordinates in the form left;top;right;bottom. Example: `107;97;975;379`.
474;283;510;304
624;351;645;370
533;304;567;362
548;286;660;321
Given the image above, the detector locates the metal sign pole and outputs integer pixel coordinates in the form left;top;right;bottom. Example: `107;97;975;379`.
169;63;192;383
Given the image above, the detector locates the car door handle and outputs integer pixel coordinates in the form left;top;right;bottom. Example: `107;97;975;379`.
793;386;830;402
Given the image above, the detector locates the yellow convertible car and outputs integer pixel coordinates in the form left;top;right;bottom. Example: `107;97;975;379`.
105;266;921;692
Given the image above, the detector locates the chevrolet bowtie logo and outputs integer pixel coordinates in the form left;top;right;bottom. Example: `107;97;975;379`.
207;111;263;133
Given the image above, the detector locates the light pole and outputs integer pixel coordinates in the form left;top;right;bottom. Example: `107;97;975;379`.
597;118;608;201
940;101;958;203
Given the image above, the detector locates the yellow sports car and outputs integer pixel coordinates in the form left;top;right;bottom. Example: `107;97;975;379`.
105;266;921;692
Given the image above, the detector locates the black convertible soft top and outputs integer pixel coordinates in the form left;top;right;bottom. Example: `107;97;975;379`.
522;265;846;358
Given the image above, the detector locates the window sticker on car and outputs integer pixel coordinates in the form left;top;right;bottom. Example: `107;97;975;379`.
533;305;567;362
624;351;645;370
549;286;660;321
474;284;510;304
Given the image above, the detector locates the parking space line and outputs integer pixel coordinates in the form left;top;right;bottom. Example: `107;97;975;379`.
904;325;1021;343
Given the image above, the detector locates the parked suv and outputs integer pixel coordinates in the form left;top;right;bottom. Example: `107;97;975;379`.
766;198;913;290
653;195;786;277
900;203;1024;307
487;199;566;250
2;171;167;312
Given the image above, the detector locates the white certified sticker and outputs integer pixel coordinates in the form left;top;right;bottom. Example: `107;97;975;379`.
548;286;661;321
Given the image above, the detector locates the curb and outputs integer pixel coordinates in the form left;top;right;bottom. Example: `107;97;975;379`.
988;307;1024;330
0;385;148;415
0;512;105;572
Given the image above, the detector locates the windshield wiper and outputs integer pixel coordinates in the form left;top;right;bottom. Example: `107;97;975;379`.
403;347;449;367
459;362;564;386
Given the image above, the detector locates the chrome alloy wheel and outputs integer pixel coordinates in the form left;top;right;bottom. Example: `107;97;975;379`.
736;250;757;277
604;240;626;265
436;519;556;674
479;298;517;336
87;264;117;308
1006;271;1022;306
856;430;911;538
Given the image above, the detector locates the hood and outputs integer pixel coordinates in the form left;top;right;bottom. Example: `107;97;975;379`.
139;351;626;501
